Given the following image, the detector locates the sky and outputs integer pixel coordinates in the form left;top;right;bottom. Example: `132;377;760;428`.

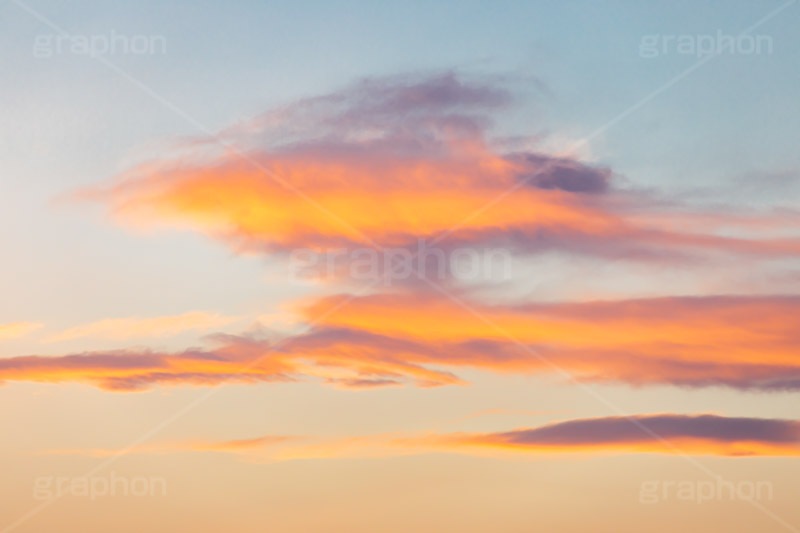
1;0;800;531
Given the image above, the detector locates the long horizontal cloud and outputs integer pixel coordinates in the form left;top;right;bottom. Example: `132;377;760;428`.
0;320;463;391
292;292;800;391
2;292;799;391
44;414;800;460
77;72;800;265
0;345;295;391
439;414;800;457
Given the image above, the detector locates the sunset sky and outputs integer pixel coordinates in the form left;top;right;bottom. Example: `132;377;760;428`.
2;1;800;531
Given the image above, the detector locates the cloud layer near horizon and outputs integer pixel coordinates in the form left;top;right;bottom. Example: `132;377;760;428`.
450;414;800;456
43;414;800;460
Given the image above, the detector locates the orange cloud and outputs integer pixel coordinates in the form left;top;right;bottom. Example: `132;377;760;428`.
296;292;800;390
1;292;799;392
87;137;627;252
0;343;294;392
0;329;461;391
77;73;800;265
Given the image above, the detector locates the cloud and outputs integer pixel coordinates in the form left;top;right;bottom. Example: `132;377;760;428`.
0;325;461;392
0;344;295;392
0;322;43;341
75;72;800;266
45;311;241;342
43;414;800;460
42;435;298;457
183;435;299;453
18;72;800;394
2;292;799;392
443;414;800;456
293;292;800;391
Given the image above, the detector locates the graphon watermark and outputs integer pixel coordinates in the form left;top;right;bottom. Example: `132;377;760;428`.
33;473;167;500
288;242;513;286
639;30;773;58
639;478;773;504
33;31;167;58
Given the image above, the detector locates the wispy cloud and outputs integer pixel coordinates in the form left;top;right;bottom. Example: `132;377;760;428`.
0;343;295;392
45;311;241;342
42;414;800;461
41;435;299;457
0;321;43;341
